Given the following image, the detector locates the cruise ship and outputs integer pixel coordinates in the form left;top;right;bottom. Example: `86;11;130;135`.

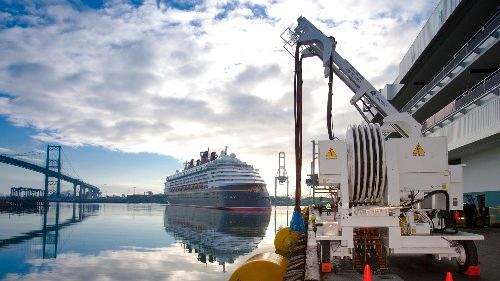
164;148;271;210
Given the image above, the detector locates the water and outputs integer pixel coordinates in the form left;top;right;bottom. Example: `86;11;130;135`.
0;203;293;281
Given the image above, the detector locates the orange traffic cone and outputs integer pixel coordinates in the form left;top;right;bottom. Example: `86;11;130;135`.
445;272;453;281
363;264;372;281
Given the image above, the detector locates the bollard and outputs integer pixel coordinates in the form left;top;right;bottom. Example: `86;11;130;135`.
363;264;372;281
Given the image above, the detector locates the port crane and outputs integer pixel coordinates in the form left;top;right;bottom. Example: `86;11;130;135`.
281;16;483;274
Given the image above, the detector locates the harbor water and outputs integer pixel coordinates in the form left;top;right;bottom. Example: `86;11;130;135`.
0;203;294;281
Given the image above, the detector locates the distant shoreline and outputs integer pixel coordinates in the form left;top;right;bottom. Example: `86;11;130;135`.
1;195;327;205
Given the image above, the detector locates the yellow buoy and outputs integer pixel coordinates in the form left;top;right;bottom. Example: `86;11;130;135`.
274;227;299;253
229;252;288;281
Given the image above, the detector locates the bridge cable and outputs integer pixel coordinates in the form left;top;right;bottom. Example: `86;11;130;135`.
62;149;81;180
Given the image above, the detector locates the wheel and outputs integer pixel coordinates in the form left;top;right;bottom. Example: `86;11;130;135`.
455;240;478;272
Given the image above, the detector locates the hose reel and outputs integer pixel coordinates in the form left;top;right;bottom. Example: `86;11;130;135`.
346;124;387;205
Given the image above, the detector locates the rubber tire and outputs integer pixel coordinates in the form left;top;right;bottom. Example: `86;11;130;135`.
456;240;479;272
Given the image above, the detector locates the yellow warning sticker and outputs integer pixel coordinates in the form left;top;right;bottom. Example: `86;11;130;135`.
326;148;337;159
412;143;425;157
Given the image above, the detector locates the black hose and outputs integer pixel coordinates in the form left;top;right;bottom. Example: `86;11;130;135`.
327;54;334;140
294;43;303;209
403;190;456;233
403;190;449;212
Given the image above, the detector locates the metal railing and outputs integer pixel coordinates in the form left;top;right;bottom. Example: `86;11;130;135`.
423;68;500;131
403;11;500;112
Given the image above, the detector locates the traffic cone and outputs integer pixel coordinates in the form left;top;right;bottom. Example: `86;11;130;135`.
363;264;372;281
464;266;480;276
445;272;453;281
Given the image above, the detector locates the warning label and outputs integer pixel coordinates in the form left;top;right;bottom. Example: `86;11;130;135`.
413;143;425;157
326;148;337;159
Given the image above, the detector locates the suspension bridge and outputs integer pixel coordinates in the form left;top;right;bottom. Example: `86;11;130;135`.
0;145;100;199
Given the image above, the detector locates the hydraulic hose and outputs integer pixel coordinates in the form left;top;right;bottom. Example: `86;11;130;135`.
403;190;450;212
403;190;456;233
294;43;303;209
327;54;335;140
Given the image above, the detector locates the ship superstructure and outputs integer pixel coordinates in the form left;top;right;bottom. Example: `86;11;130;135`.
164;148;271;210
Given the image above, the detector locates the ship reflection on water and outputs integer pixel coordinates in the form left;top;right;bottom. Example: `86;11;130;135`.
164;206;271;271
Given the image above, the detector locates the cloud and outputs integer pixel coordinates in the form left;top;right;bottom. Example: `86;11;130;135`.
0;0;439;193
0;147;12;154
2;247;227;281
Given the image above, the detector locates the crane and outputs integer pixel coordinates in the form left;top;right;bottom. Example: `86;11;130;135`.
281;16;484;275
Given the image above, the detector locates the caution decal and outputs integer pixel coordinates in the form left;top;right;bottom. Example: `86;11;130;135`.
412;143;425;157
326;148;337;159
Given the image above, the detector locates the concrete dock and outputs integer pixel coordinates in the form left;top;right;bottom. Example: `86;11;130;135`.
387;227;499;281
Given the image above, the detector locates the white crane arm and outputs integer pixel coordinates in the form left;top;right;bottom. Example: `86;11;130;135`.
283;16;422;137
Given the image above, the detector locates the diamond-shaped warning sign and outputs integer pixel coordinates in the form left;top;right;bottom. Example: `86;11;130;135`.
326;148;337;159
413;143;425;157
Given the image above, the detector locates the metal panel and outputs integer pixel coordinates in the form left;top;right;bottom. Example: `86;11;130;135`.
386;137;448;174
448;165;464;210
318;140;347;186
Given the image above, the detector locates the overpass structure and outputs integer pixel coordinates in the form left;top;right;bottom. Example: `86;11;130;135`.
382;0;500;193
0;146;100;199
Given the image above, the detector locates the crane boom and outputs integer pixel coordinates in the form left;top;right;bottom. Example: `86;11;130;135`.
281;16;422;137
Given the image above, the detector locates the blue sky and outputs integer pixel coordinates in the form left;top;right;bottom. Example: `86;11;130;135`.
0;115;178;195
0;0;439;195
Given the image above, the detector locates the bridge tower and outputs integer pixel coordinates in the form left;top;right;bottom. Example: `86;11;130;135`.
44;145;61;198
42;203;60;259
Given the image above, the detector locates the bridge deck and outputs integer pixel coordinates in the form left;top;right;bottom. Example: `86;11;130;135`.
0;154;100;194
